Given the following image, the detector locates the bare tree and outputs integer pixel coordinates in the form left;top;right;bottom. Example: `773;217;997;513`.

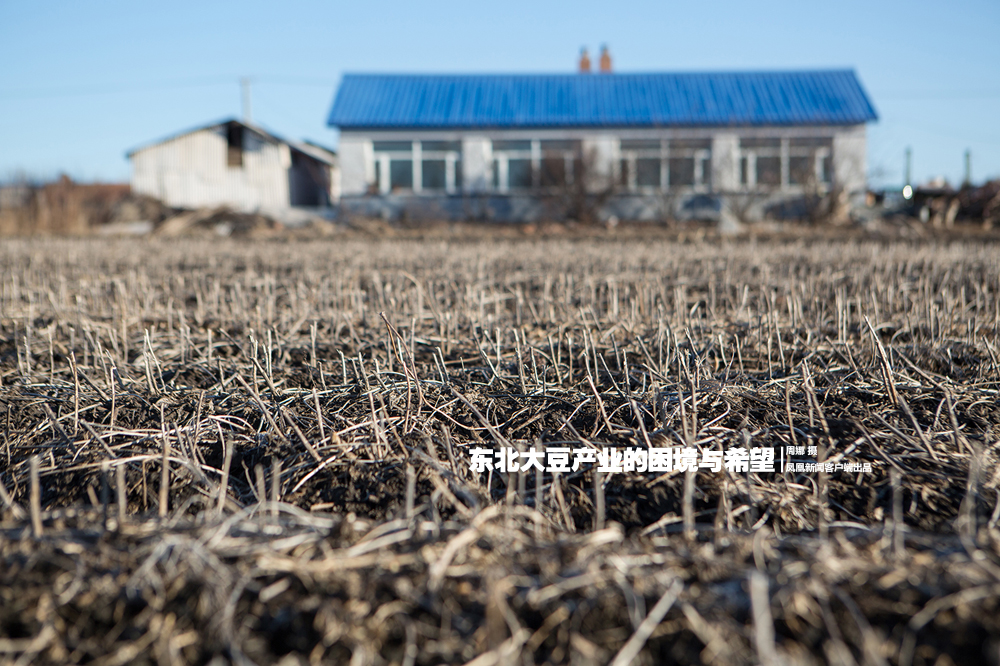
791;150;850;225
538;145;617;225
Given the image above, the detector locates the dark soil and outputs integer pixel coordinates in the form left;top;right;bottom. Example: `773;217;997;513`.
1;236;999;665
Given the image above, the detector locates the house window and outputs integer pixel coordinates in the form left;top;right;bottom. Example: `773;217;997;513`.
699;155;712;189
490;139;580;192
739;138;780;188
226;123;243;167
373;141;412;151
790;137;833;186
540;140;579;187
492;140;533;192
757;156;782;186
372;140;462;193
618;139;711;192
636;158;661;188
389;160;413;190
422;160;447;190
618;159;630;187
821;155;833;184
670;140;710;189
740;137;832;189
540;155;565;187
668;157;695;187
620;140;661;191
419;140;462;192
788;157;813;185
373;141;413;192
508;159;533;189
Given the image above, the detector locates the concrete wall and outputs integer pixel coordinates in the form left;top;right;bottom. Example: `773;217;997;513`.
132;126;338;213
461;136;492;193
131;127;290;213
336;124;870;221
338;136;373;196
711;134;740;191
581;135;618;192
832;124;867;199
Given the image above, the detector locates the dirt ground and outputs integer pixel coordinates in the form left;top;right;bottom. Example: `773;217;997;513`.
1;235;999;665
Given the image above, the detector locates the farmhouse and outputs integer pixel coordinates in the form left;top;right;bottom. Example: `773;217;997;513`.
128;119;339;218
328;68;877;222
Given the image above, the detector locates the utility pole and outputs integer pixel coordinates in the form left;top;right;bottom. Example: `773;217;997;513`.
904;147;911;187
241;77;252;123
963;149;971;188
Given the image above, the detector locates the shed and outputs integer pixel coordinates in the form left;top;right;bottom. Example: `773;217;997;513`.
128;119;339;217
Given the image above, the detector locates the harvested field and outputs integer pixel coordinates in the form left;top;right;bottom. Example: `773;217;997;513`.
1;235;999;666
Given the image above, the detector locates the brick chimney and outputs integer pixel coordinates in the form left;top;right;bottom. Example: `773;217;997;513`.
578;47;591;73
599;45;612;73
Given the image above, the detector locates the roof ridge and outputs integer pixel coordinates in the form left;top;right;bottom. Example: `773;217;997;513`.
328;71;878;130
340;69;859;77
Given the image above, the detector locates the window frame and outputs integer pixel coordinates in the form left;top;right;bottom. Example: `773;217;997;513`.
372;140;463;194
491;140;535;192
491;139;580;192
618;139;712;193
739;136;833;191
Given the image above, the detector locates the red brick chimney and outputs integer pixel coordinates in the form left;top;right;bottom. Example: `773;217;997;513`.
599;45;612;73
579;47;591;73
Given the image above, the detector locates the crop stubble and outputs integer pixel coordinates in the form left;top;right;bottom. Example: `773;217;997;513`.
1;236;999;665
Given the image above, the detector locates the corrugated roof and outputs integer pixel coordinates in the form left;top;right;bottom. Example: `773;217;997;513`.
127;118;336;164
327;71;877;129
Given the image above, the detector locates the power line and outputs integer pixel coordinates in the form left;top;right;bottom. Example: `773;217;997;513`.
874;90;1000;100
0;75;338;101
0;76;237;100
255;76;339;87
4;76;997;101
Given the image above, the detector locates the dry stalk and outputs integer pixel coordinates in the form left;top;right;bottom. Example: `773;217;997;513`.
158;432;170;519
0;235;998;665
29;455;42;537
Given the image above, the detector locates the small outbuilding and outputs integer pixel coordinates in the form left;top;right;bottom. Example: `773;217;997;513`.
128;119;339;218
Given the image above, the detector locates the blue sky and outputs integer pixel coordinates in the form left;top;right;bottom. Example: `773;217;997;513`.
2;0;998;188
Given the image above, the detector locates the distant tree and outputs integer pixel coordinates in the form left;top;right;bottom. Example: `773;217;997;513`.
537;145;617;225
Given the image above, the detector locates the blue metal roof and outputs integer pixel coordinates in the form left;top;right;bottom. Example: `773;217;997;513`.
327;71;877;129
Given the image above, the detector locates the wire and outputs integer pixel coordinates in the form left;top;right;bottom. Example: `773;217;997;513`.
0;75;338;101
255;76;339;87
0;76;236;100
874;90;1000;101
4;76;997;101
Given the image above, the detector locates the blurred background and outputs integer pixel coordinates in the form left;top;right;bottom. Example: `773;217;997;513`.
1;0;997;190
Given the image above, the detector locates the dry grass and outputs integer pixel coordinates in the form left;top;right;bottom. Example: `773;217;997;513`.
1;236;999;665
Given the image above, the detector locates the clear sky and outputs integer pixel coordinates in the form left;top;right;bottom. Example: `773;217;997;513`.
2;0;998;189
